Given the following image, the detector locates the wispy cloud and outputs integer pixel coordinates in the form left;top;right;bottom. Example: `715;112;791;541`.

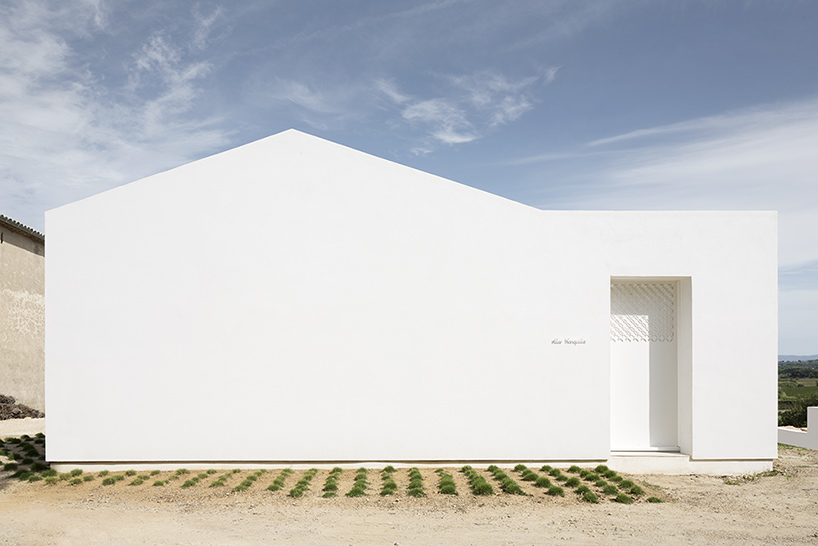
0;0;230;231
377;69;557;152
192;5;223;51
520;97;818;270
401;99;477;145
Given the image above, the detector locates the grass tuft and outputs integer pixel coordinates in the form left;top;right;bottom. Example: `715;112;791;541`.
582;490;599;503
547;485;564;497
603;484;619;496
534;476;552;488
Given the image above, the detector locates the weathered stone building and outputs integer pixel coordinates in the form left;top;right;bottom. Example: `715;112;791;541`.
0;215;45;412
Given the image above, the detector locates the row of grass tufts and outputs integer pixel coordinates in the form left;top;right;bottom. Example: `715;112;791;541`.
322;467;344;498
487;465;526;495
460;466;494;496
380;466;397;496
436;468;457;495
234;469;268;492
289;469;318;498
209;469;242;488
182;470;217;489
407;467;425;497
346;467;368;497
265;468;293;491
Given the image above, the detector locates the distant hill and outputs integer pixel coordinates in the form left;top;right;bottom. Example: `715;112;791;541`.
778;356;818;370
779;354;818;362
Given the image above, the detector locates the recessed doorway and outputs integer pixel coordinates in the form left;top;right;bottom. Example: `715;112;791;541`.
610;280;679;451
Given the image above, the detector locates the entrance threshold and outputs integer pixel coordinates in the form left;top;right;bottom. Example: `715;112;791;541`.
607;452;773;475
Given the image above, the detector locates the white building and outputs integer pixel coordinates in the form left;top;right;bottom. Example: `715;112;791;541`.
45;130;777;474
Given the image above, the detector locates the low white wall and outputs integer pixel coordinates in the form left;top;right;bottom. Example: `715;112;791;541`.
778;407;818;450
44;130;777;469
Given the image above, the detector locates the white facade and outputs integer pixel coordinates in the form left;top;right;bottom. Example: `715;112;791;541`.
45;130;778;473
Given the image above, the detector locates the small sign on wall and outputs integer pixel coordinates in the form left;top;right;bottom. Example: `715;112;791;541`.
552;338;587;345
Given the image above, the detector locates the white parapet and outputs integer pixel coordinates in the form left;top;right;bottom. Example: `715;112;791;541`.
778;407;818;450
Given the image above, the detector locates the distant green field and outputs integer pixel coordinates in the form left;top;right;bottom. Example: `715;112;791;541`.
780;383;818;398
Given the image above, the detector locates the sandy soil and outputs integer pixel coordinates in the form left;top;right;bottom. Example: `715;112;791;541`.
1;440;817;545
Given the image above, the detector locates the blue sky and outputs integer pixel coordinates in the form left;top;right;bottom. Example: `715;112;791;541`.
1;0;816;353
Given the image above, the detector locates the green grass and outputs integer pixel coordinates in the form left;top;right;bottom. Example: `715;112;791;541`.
436;469;457;495
288;468;318;498
602;484;619;496
233;470;268;492
347;467;370;498
487;465;526;495
582;490;599;503
323;467;344;496
380;476;397;496
461;466;494;496
266;468;294;491
407;467;425;497
534;476;552;488
614;493;633;504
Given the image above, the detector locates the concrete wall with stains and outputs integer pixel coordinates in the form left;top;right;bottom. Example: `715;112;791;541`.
0;223;45;411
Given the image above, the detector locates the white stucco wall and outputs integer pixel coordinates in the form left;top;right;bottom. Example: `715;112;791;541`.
44;130;776;465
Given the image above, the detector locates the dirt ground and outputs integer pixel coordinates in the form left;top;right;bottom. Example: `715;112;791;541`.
1;425;817;545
